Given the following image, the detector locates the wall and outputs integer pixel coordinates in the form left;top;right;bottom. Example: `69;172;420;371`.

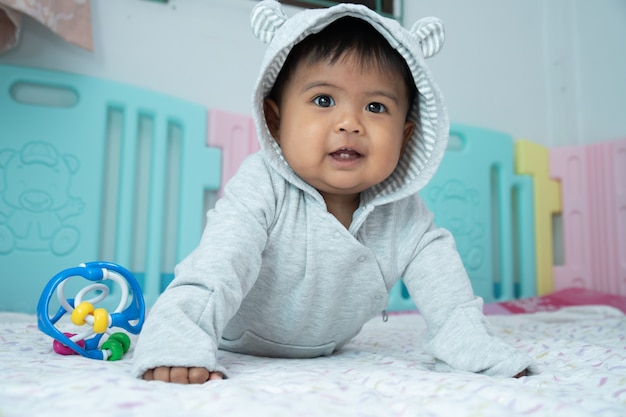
410;0;626;146
0;0;624;147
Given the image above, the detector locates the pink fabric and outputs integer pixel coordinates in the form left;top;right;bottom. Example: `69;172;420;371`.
0;0;92;54
392;287;626;316
492;287;626;315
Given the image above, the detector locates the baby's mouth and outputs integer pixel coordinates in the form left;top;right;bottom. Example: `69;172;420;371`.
329;148;362;160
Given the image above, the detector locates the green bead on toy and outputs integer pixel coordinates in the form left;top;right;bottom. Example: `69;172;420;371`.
101;332;131;361
108;332;131;353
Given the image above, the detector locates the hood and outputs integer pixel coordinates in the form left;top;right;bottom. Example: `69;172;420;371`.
250;0;449;206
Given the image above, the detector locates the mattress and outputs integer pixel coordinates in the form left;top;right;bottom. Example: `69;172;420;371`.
1;289;625;417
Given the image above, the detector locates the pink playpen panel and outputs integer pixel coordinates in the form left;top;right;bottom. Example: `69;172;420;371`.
550;138;626;295
207;109;259;197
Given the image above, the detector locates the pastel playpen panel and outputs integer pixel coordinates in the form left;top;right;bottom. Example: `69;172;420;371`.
207;109;259;198
514;140;562;296
387;125;536;311
0;64;221;313
550;138;626;295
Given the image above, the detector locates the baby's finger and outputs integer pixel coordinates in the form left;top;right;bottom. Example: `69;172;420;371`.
208;371;224;381
153;367;175;382
188;367;211;384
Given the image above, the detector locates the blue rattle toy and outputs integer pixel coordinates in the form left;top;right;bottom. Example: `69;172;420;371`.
37;261;145;361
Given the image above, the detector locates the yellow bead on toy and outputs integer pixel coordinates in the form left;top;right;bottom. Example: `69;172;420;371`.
92;308;109;334
71;302;94;326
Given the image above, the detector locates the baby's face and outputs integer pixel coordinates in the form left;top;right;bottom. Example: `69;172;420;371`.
266;52;414;201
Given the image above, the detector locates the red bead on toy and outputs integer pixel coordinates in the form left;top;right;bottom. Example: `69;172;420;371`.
52;332;86;355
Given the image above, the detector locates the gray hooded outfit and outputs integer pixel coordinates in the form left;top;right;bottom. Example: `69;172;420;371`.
132;0;536;378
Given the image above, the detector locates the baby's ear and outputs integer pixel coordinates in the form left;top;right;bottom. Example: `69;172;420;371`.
401;120;415;155
410;17;445;58
251;0;288;44
263;98;281;142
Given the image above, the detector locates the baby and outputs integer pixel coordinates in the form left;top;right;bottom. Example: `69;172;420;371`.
133;0;535;383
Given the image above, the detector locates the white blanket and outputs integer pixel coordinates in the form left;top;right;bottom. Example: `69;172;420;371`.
1;306;625;417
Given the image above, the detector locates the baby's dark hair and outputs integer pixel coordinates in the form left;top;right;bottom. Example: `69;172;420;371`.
268;16;417;112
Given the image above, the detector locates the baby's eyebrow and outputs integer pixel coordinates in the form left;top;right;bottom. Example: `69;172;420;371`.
300;81;335;93
365;90;400;105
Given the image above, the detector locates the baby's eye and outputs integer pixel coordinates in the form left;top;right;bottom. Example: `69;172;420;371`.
366;102;387;113
313;95;335;108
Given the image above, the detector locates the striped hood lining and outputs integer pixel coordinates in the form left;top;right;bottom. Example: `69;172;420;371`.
250;0;449;204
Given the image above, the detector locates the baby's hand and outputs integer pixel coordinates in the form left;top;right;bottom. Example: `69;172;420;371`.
143;367;223;384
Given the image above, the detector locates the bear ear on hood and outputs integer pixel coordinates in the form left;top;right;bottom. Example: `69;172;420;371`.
410;17;445;59
251;0;288;44
251;0;446;59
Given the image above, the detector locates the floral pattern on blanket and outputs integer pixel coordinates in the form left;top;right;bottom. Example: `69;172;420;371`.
1;306;625;417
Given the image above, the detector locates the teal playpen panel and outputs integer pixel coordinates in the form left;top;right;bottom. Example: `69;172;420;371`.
388;124;536;311
0;65;221;313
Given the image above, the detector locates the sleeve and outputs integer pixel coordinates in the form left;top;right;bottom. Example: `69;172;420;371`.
131;154;279;378
397;197;538;378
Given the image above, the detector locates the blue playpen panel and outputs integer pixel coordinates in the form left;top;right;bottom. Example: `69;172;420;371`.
388;124;536;311
0;65;221;313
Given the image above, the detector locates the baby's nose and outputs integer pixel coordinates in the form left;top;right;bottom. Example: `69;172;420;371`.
335;111;363;134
